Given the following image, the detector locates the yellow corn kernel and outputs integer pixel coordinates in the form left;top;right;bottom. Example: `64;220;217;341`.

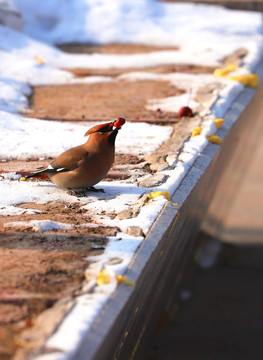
117;274;135;287
148;190;171;201
214;118;224;129
191;126;202;137
35;55;45;65
226;74;258;88
206;134;222;144
97;269;111;286
214;63;237;77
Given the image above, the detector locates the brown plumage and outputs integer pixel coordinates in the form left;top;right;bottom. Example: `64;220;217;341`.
21;118;125;190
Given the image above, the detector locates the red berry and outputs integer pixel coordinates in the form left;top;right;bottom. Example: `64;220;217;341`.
178;106;193;118
114;117;126;128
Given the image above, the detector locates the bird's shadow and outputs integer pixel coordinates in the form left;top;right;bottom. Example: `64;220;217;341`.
37;181;148;201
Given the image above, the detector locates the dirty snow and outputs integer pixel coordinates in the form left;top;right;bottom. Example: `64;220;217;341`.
0;111;173;160
4;219;73;231
0;1;263;358
0;205;42;216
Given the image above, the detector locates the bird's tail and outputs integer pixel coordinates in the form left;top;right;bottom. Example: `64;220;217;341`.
20;167;50;181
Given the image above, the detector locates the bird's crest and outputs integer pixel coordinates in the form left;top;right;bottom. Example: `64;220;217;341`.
84;118;125;137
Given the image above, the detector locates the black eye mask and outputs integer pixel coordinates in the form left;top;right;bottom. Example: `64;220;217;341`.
98;124;113;134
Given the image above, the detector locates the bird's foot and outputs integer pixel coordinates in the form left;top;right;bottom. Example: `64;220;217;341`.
67;189;88;197
67;187;104;196
87;186;105;193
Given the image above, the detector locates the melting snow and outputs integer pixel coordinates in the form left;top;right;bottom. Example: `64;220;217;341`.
0;1;262;358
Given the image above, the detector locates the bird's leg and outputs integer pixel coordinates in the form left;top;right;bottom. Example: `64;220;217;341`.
67;188;88;197
67;187;105;196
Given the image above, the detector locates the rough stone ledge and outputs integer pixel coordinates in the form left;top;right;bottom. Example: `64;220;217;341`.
59;60;263;360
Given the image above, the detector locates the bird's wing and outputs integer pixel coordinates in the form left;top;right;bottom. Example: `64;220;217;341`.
50;145;89;172
23;146;89;180
22;163;69;179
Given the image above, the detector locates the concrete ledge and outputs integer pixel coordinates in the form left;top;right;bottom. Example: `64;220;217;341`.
70;61;263;360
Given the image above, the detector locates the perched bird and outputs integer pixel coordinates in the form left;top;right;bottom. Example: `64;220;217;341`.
21;118;125;191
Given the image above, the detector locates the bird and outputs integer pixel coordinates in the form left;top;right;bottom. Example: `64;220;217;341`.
21;117;125;192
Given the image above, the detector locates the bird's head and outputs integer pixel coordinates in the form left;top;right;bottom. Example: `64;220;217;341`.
84;118;125;146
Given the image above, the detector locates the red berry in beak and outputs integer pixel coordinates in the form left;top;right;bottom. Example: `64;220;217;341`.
178;106;193;118
114;117;126;128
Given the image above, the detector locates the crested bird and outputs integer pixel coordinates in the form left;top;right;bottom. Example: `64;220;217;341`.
21;118;125;191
